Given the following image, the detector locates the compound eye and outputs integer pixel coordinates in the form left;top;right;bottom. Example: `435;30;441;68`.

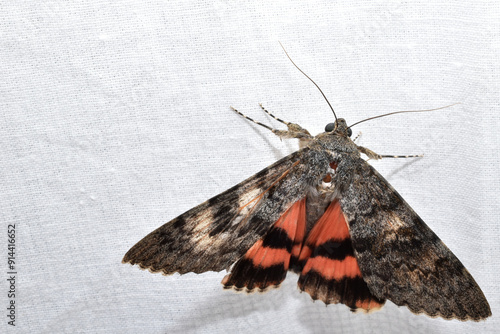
325;123;335;132
347;128;352;137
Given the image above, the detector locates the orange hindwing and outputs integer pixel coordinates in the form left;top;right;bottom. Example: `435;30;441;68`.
222;198;306;291
297;200;385;312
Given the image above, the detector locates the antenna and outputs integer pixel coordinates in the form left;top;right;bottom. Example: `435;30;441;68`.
348;103;461;129
279;42;337;122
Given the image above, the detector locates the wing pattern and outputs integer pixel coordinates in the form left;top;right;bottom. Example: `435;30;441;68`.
297;200;385;312
222;198;306;291
340;158;491;320
123;148;330;275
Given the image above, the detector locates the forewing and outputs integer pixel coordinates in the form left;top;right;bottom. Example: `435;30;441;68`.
340;158;491;320
123;149;320;275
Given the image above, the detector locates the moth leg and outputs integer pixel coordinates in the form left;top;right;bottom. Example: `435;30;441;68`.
379;154;423;158
352;131;362;143
231;106;313;141
231;106;274;132
259;103;291;126
357;145;423;160
258;104;312;140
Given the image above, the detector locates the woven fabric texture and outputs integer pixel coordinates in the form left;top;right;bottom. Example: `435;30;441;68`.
1;1;498;333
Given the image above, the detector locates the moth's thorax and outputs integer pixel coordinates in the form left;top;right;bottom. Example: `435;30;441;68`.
310;131;359;156
301;119;360;228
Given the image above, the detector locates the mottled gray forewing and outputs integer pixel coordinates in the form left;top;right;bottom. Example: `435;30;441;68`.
340;158;491;320
123;148;324;275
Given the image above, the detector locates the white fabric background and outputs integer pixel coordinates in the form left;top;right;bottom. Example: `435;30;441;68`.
1;1;499;333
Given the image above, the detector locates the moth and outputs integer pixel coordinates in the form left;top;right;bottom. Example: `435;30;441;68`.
123;47;491;321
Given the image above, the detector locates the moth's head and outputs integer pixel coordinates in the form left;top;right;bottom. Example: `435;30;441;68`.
325;118;352;137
